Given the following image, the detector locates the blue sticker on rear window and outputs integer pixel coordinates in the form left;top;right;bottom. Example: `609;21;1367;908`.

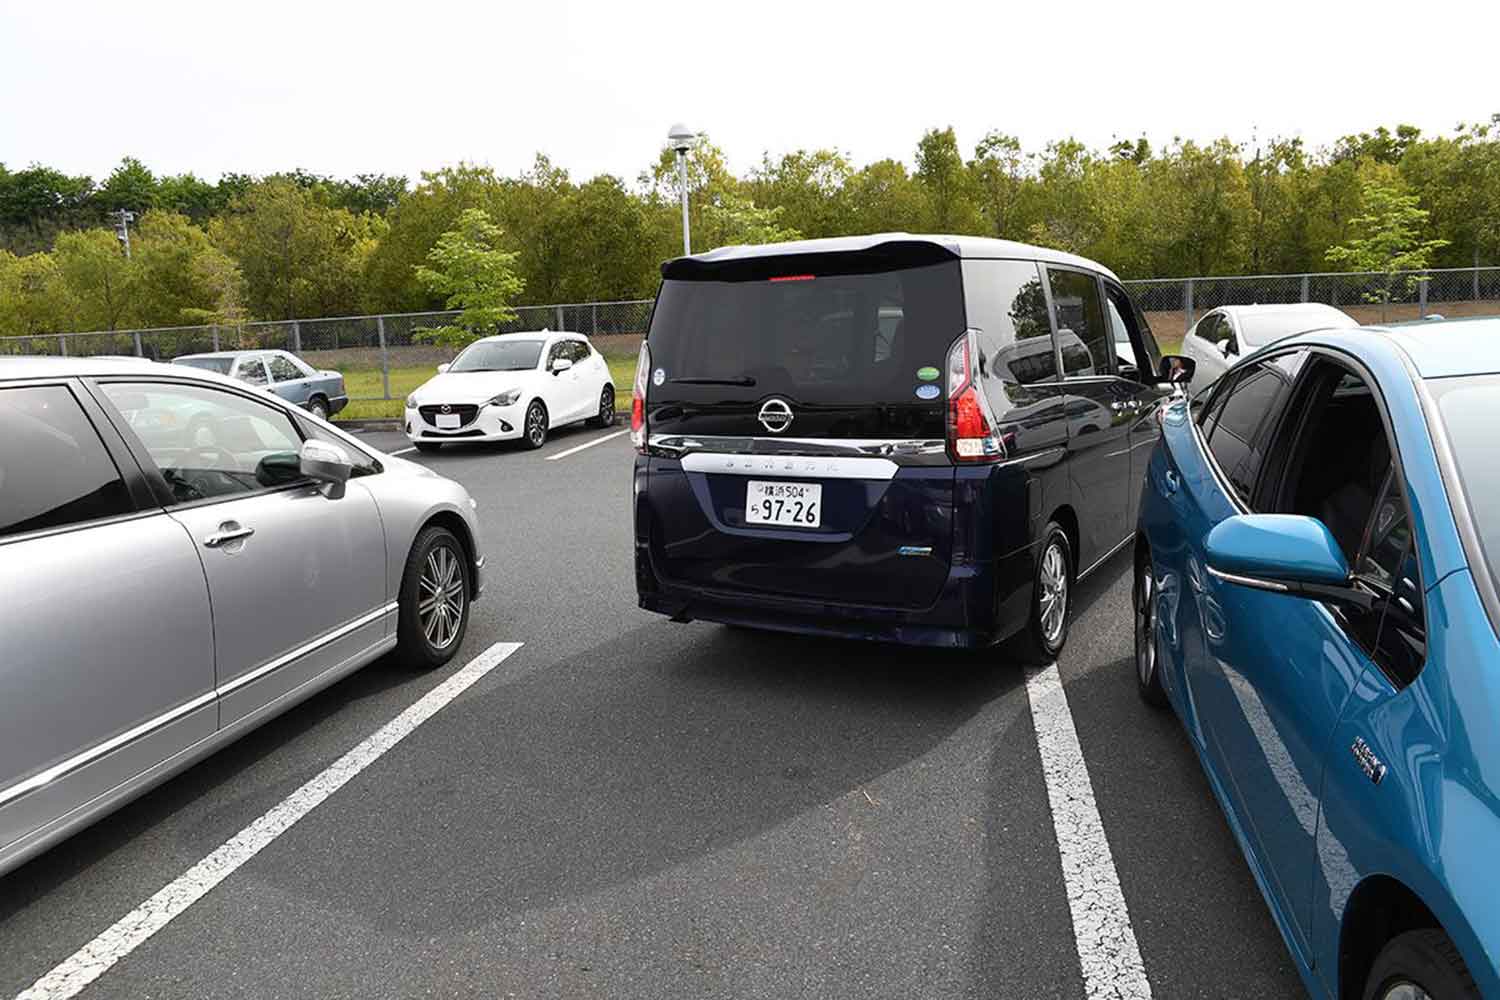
915;384;941;400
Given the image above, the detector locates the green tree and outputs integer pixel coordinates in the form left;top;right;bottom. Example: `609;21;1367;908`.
969;131;1028;239
132;211;245;326
52;228;136;331
1325;176;1450;320
746;150;856;239
96;156;159;214
915;127;980;232
0;249;70;336
412;208;525;348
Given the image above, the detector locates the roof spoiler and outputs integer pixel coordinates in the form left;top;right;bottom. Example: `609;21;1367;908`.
660;239;958;281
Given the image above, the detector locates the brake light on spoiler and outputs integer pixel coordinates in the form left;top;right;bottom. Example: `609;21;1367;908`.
946;330;1006;462
768;274;816;282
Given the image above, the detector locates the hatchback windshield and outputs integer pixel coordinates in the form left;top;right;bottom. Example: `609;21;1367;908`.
173;357;234;374
1433;374;1500;589
450;340;543;372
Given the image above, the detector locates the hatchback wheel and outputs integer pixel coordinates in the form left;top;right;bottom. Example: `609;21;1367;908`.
588;385;616;428
1017;522;1072;663
1364;930;1479;1000
523;400;548;449
396;525;469;669
1134;547;1168;707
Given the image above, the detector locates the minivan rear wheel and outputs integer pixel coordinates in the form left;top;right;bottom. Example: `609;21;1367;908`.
1019;523;1073;663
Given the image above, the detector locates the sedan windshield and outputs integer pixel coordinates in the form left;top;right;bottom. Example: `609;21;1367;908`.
449;340;543;372
173;357;234;374
1433;374;1500;589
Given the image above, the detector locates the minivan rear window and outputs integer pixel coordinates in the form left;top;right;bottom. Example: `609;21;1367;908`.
647;261;965;406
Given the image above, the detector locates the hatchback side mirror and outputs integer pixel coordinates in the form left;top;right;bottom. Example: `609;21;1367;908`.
436;362;450;374
551;358;573;374
1205;514;1373;610
1157;354;1196;385
300;439;352;499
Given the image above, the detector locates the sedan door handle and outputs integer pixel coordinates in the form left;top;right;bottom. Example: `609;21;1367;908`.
204;523;255;548
1163;470;1180;495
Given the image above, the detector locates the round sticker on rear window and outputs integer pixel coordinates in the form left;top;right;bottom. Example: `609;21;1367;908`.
917;366;940;381
915;384;941;400
652;368;665;386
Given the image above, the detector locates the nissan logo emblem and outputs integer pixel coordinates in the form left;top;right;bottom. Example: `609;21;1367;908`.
757;398;794;434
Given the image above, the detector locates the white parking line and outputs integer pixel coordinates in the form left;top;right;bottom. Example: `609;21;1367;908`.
390;446;416;456
545;428;628;461
1025;661;1153;1000
16;641;523;1000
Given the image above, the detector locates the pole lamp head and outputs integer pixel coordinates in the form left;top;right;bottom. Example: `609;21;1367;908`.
667;123;696;155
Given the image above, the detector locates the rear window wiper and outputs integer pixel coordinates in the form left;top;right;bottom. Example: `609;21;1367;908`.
668;375;757;386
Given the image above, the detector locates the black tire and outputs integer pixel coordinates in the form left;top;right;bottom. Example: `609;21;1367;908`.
308;396;329;421
1134;544;1169;707
413;441;442;453
523;400;548;449
1016;522;1073;663
587;385;616;428
1364;929;1479;1000
395;525;470;670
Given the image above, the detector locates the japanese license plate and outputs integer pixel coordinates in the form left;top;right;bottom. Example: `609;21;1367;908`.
435;413;461;429
745;480;821;528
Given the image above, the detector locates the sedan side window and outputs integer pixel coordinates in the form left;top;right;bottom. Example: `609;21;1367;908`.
237;358;269;387
1203;364;1287;504
268;354;303;382
1357;469;1426;687
0;385;134;539
100;382;305;503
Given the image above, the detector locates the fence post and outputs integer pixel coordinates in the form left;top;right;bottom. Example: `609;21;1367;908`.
1419;275;1428;318
1184;278;1195;331
1475;256;1482;302
592;302;598;337
133;331;143;357
555;306;564;331
377;315;391;400
212;324;220;351
58;335;67;357
1300;275;1309;303
292;320;302;353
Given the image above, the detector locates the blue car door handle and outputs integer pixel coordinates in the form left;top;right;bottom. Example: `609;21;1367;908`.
1163;469;1180;494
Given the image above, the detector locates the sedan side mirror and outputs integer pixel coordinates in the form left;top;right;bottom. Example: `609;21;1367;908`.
551;358;573;374
1157;354;1196;386
1205;514;1373;610
300;439;352;499
436;362;450;374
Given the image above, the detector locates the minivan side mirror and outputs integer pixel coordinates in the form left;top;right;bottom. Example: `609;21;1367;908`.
1157;354;1196;385
300;439;352;499
1205;514;1373;610
551;357;573;374
436;362;450;374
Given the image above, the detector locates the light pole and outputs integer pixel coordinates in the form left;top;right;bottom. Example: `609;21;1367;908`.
668;123;695;255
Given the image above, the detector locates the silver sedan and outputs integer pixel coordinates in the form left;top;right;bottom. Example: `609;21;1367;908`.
0;357;485;876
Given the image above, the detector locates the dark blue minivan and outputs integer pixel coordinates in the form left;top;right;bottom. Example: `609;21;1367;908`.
631;234;1174;657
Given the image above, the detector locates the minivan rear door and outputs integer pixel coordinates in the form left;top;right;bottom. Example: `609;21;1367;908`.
642;241;964;609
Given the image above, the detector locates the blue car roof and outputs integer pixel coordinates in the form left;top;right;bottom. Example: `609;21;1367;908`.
1364;316;1500;379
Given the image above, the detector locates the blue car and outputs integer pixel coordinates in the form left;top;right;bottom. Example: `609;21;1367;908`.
173;350;348;420
1136;318;1500;999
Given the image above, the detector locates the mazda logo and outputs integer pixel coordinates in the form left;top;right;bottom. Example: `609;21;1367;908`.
757;398;793;434
440;404;452;413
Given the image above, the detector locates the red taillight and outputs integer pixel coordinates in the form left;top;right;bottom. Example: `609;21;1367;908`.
946;332;1005;462
631;341;650;453
768;274;815;282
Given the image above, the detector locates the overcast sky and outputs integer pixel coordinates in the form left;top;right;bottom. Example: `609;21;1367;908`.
3;0;1496;186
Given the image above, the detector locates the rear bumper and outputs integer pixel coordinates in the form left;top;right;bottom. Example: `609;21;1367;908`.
635;539;1037;650
326;394;349;416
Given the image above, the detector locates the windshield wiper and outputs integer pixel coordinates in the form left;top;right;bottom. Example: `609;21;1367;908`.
668;375;757;387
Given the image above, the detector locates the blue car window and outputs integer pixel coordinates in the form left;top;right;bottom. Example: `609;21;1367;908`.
1204;364;1285;504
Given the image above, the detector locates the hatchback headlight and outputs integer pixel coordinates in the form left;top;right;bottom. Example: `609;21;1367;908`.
405;393;418;409
485;388;521;407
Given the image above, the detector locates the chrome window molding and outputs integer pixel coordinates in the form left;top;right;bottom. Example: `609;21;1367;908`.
680;452;900;481
649;434;945;459
0;508;163;549
1205;564;1290;592
0;601;398;809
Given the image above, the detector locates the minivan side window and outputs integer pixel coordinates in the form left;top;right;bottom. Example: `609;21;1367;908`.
961;259;1055;385
1046;268;1112;378
0;385;134;540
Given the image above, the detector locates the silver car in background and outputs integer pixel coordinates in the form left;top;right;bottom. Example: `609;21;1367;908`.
0;357;484;876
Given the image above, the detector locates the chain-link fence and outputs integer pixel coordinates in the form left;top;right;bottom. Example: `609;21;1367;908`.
3;270;1499;405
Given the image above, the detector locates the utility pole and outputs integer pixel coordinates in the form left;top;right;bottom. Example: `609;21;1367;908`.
112;209;136;258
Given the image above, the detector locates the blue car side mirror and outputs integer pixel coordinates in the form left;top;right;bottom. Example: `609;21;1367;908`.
1205;514;1374;610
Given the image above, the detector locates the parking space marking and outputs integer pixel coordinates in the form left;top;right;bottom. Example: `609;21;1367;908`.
390;446;416;456
15;641;523;1000
546;428;628;461
1026;661;1152;1000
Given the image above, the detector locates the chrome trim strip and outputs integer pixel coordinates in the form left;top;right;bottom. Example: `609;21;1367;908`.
1078;532;1135;580
0;602;400;809
996;446;1066;468
681;452;899;481
217;602;399;698
0;691;216;809
1205;565;1289;592
649;434;945;458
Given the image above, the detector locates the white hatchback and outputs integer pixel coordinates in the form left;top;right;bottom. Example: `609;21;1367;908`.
1181;303;1356;392
404;331;616;451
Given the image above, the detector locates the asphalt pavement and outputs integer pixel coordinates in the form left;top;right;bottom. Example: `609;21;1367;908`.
1;420;1306;999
